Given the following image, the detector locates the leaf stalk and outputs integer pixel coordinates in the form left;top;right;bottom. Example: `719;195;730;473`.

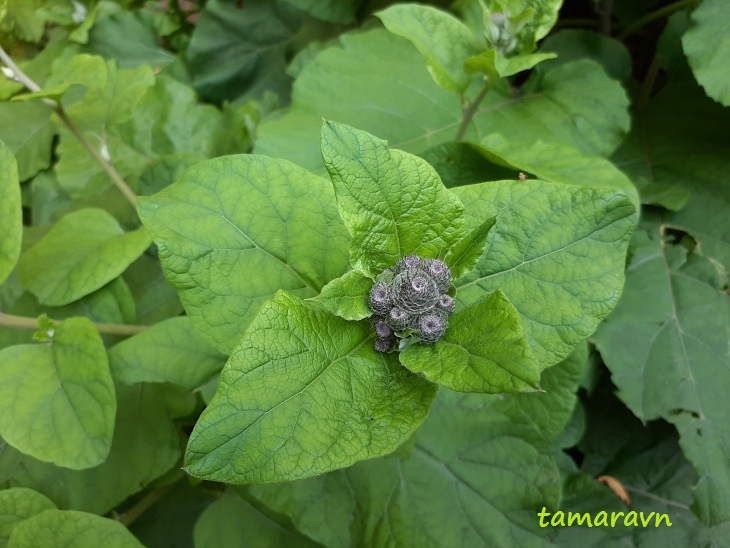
0;312;147;336
456;78;491;142
618;0;698;41
0;45;138;206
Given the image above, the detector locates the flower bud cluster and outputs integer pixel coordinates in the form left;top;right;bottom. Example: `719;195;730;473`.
369;255;454;351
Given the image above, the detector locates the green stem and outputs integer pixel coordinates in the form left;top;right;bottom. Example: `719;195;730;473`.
618;0;697;40
637;54;662;109
116;485;173;527
455;78;491;142
0;312;148;336
0;45;138;207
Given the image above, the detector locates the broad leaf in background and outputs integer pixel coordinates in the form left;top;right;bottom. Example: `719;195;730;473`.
194;490;317;548
478;134;640;208
0;101;54;182
186;0;301;104
593;217;730;525
282;0;356;24
8;509;143;548
0;317;115;469
255;30;630;173
0;383;190;514
682;0;730;107
248;345;586;547
185;292;437;483
109;317;226;390
453;180;636;367
312;270;372;321
401;290;538;393
558;381;722;545
0;142;20;286
17;208;152;306
613;83;730;270
137;155;349;354
540;29;632;83
0;488;56;546
321;122;465;276
377;4;482;93
418;141;517;188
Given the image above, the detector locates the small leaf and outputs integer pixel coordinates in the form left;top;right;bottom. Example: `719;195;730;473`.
377;4;482;92
400;290;538;393
444;215;496;279
109;317;226;390
0;317;116;469
321;121;466;276
465;49;556;78
0;101;54;181
312;270;372;321
8;510;143;548
596;475;632;505
682;0;730;106
17;208;152;306
137;154;350;354
0;488;56;546
0;141;21;286
184;291;437;483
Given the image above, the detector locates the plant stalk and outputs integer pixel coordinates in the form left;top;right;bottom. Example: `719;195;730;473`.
0;312;148;336
618;0;697;40
0;45;138;206
116;485;173;527
455;78;491;142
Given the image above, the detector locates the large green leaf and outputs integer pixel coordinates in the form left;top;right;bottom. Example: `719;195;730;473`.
612;83;730;270
282;0;356;24
184;291;437;483
682;0;730;106
17;208;152;306
8;510;142;548
186;0;301;103
193;490;317;548
137;154;350;354
478;134;640;209
0;383;188;514
443;215;496;278
0;488;56;547
592;217;730;526
0;317;115;469
453;180;636;367
255;29;630;173
109;317;226;390
0;143;21;286
400;290;538;393
321;122;465;276
248;345;586;546
377;4;482;93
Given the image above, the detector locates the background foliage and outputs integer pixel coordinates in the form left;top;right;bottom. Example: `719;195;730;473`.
0;0;729;546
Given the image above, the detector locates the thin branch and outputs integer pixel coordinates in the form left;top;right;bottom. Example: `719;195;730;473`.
600;0;615;36
455;78;491;142
116;485;173;527
637;54;662;109
0;44;138;206
618;0;698;41
0;312;148;336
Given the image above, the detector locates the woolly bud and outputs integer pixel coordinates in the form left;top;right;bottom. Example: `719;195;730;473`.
373;318;392;338
423;259;451;292
392;269;439;313
374;337;394;353
388;307;412;331
395;254;421;272
368;281;392;315
437;294;455;315
417;312;447;344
